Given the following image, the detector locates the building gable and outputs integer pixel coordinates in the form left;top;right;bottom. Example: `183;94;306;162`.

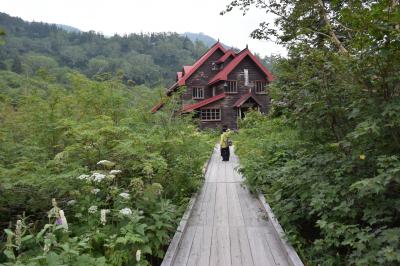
177;42;226;86
208;48;274;86
228;55;267;83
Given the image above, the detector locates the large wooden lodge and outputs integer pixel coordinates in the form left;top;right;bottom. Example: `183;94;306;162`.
151;41;274;130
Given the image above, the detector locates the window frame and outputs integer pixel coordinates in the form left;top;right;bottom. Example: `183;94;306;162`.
224;80;238;94
255;80;267;94
192;87;204;99
200;108;221;121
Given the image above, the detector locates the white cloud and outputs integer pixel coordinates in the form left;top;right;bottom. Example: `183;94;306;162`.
1;0;286;56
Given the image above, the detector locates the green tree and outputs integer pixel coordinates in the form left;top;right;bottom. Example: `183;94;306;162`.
11;57;22;74
226;0;400;265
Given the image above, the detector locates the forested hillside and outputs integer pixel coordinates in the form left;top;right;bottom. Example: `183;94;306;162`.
0;12;209;86
228;0;400;265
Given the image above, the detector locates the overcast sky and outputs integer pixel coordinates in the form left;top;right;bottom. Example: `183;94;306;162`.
1;0;286;57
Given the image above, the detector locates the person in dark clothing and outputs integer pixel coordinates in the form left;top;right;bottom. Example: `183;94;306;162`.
220;126;232;161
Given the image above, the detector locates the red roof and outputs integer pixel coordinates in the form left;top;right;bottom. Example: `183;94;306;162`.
177;42;226;86
183;66;192;75
233;92;263;107
182;93;226;113
216;50;236;63
152;42;274;113
208;48;274;85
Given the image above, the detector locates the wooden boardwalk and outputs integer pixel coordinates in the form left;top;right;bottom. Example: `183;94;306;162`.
167;146;292;266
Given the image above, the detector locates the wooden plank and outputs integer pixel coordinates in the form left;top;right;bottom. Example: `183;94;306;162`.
247;227;276;266
210;225;231;266
173;226;197;266
189;183;208;226
196;226;213;266
237;184;265;227
186;226;203;266
258;194;304;266
205;182;217;226
207;155;218;182
237;226;255;266
225;159;233;182
262;226;291;266
227;183;245;227
214;182;228;225
162;195;198;266
229;226;242;266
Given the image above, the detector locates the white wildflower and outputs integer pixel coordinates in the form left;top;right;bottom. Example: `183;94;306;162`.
136;249;141;262
43;233;51;253
97;160;115;168
110;169;122;175
88;205;98;214
43;242;50;253
91;188;100;194
59;210;68;231
67;200;76;206
119;207;132;216
91;173;106;182
107;174;116;180
97;159;112;165
77;174;89;180
100;209;110;225
15;220;22;250
119;192;130;199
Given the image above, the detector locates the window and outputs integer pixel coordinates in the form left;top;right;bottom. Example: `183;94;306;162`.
211;62;218;71
200;109;221;121
224;81;237;93
192;87;204;99
255;81;267;94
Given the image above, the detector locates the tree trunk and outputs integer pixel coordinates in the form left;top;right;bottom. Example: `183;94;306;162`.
316;0;349;54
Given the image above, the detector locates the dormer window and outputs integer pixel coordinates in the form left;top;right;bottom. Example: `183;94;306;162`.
224;81;237;93
192;87;204;99
255;81;267;94
211;62;218;71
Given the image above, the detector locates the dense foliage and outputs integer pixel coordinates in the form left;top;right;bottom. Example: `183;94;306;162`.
0;12;209;86
228;0;400;265
0;69;214;265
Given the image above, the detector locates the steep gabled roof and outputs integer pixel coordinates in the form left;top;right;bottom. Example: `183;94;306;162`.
183;66;193;75
216;50;236;63
176;72;182;80
177;42;226;86
233;92;263;107
208;48;274;85
182;93;226;113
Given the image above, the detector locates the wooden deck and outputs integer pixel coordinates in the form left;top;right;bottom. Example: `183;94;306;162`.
166;146;292;266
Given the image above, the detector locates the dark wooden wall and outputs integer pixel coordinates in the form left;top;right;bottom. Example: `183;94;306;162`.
182;49;225;105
